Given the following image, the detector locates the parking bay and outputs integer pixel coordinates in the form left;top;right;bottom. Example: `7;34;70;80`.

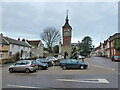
2;64;118;88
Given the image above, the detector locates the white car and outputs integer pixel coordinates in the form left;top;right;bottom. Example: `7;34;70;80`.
46;56;57;61
78;55;82;59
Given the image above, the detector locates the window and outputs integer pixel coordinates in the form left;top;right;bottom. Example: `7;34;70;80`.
66;40;67;46
114;49;116;55
21;62;26;65
0;54;4;58
2;44;4;47
9;52;12;57
66;60;71;63
18;46;20;49
15;62;22;65
23;47;25;50
12;45;14;48
72;60;78;63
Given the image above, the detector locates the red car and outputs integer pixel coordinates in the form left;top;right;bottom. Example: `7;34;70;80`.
111;56;120;62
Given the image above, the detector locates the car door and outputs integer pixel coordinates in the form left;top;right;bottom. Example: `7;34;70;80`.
71;60;79;68
65;60;72;68
19;61;28;71
13;61;22;71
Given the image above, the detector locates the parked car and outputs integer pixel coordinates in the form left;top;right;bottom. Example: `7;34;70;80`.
8;60;37;73
78;55;85;62
46;56;58;61
36;59;53;67
35;60;48;70
61;59;88;70
111;56;120;62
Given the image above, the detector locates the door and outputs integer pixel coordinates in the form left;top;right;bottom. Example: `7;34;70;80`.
64;52;68;59
13;61;22;71
65;60;72;68
19;61;28;71
71;60;79;68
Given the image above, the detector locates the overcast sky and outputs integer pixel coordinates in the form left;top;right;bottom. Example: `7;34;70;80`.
2;2;118;47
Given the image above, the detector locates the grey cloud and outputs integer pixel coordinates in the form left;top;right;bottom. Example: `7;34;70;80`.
2;2;118;47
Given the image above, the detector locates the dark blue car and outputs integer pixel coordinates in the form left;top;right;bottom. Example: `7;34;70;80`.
61;59;88;70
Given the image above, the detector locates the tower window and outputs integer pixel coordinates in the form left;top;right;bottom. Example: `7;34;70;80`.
66;40;68;46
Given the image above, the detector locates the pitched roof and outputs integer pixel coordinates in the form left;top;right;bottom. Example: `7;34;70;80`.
62;21;72;29
71;43;79;46
4;37;30;47
0;37;9;45
27;40;41;47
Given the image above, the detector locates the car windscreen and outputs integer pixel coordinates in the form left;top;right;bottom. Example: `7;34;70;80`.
32;61;36;64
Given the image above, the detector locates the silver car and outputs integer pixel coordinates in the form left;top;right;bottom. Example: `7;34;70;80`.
8;60;38;73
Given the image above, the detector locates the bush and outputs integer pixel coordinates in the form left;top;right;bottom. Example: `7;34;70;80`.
54;59;61;66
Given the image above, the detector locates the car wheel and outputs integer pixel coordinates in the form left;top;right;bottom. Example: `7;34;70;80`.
9;68;13;73
80;66;84;69
38;66;42;70
62;66;67;70
25;68;30;73
84;66;87;69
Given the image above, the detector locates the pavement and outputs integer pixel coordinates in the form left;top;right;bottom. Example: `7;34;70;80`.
1;56;119;89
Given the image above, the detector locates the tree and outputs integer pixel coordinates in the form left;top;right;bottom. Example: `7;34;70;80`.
82;36;92;48
15;52;20;61
71;46;78;59
79;36;92;57
40;27;61;53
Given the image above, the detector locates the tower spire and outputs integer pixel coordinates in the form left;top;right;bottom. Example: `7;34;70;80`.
66;10;69;21
62;10;72;29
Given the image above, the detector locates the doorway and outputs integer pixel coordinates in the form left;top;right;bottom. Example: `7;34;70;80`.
64;52;68;59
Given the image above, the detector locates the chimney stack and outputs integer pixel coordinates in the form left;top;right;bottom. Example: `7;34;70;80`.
22;39;25;42
18;38;20;41
0;33;3;37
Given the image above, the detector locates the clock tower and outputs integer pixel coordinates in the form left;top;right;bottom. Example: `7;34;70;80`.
61;10;72;59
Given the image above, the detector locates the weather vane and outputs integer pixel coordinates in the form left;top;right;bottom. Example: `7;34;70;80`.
66;10;69;16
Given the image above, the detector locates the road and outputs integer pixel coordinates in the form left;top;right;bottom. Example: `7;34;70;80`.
1;56;119;89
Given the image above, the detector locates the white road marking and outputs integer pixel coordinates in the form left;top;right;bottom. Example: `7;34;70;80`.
91;65;115;70
8;84;40;88
57;78;109;83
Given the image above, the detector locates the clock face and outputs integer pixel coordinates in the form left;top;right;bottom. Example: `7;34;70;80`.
65;30;69;35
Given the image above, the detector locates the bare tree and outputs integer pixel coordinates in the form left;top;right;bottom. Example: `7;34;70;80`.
40;27;61;53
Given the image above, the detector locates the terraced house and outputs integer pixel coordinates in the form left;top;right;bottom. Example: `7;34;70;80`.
95;33;120;58
0;33;31;63
104;33;120;58
0;34;9;63
26;40;44;58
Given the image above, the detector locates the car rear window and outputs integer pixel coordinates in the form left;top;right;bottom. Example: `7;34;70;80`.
26;61;30;64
